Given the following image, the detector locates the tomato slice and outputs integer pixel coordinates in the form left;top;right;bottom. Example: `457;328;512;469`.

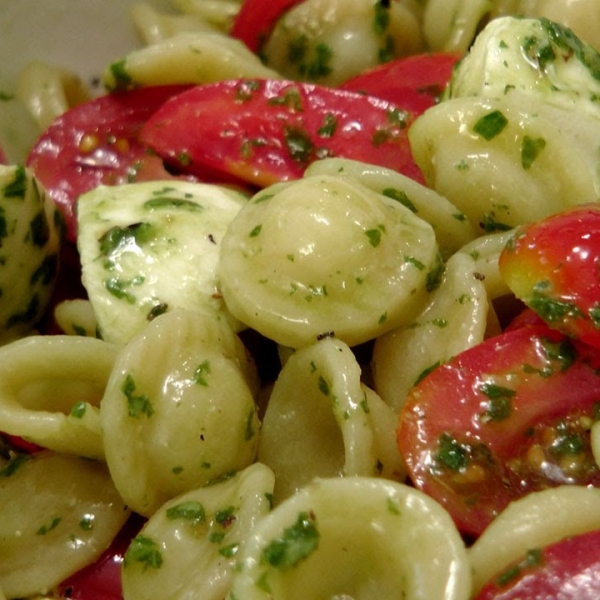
26;85;191;242
340;52;462;113
499;204;600;349
230;0;305;53
397;323;600;536
475;528;600;600
140;78;424;188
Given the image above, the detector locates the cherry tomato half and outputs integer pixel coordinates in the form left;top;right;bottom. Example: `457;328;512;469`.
499;204;600;349
26;85;191;242
340;52;461;113
397;323;600;536
140;78;424;188
476;528;600;600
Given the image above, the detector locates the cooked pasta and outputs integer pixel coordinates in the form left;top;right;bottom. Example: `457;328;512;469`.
372;250;490;412
0;451;130;598
0;335;117;459
229;476;472;599
261;0;423;86
100;309;260;516
258;336;404;503
121;462;274;600
219;172;440;349
102;30;280;91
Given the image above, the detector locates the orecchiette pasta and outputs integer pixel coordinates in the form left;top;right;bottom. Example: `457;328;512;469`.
372;250;489;413
0;335;118;459
230;476;472;600
102;30;280;91
220;172;440;349
258;336;404;503
121;462;274;600
468;486;600;593
101;309;260;516
261;0;423;86
0;451;130;599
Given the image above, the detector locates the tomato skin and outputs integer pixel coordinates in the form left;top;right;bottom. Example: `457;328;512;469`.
499;205;600;349
340;52;461;113
140;78;424;188
397;323;600;536
26;85;191;242
475;528;600;600
230;0;305;53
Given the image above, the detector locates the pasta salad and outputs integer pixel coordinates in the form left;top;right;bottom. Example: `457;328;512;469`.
1;1;600;598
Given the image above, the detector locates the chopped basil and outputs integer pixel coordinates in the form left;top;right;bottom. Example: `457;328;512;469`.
317;113;338;138
166;500;206;524
69;401;88;419
365;227;383;248
0;454;31;477
317;375;330;396
434;433;469;471
192;360;211;386
122;373;154;418
473;110;508;140
99;222;154;259
3;166;27;198
479;383;515;421
36;516;62;535
261;511;320;570
373;1;390;35
540;336;578;372
124;535;163;571
283;124;315;164
382;188;417;213
108;59;133;91
521;135;546;170
143;197;204;211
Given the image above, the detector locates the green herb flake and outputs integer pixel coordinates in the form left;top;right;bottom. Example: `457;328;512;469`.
124;535;163;571
434;433;469;471
166;500;206;524
261;511;320;570
541;336;578;372
521;136;546;170
473;110;508;140
192;360;211;386
37;516;62;535
382;187;417;212
317;375;330;396
479;383;516;422
373;1;391;34
3;165;27;198
69;401;88;419
365;228;383;248
79;515;95;531
249;224;262;238
317;113;338;137
99;222;154;258
108;59;134;91
0;454;31;477
122;374;154;418
283;124;315;164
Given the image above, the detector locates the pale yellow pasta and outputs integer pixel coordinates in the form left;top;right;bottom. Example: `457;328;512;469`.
102;30;280;91
258;336;404;503
456;230;515;301
101;309;260;516
0;165;61;345
171;0;242;31
77;180;247;346
131;1;219;45
53;299;99;338
220;173;440;349
0;335;117;460
492;0;600;51
0;451;130;599
262;0;423;86
121;463;274;600
305;157;477;259
15;60;90;131
372;250;489;413
446;17;600;121
230;476;471;600
422;0;494;51
468;486;600;593
409;94;600;233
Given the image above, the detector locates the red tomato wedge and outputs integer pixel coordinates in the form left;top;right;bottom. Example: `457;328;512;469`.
230;0;305;52
500;204;600;350
475;528;600;600
397;323;600;536
26;85;191;242
140;78;424;188
340;52;462;113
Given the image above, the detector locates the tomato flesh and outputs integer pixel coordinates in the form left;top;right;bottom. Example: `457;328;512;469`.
340;52;461;113
476;528;600;599
26;85;191;242
140;78;424;188
397;323;600;536
499;205;600;349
